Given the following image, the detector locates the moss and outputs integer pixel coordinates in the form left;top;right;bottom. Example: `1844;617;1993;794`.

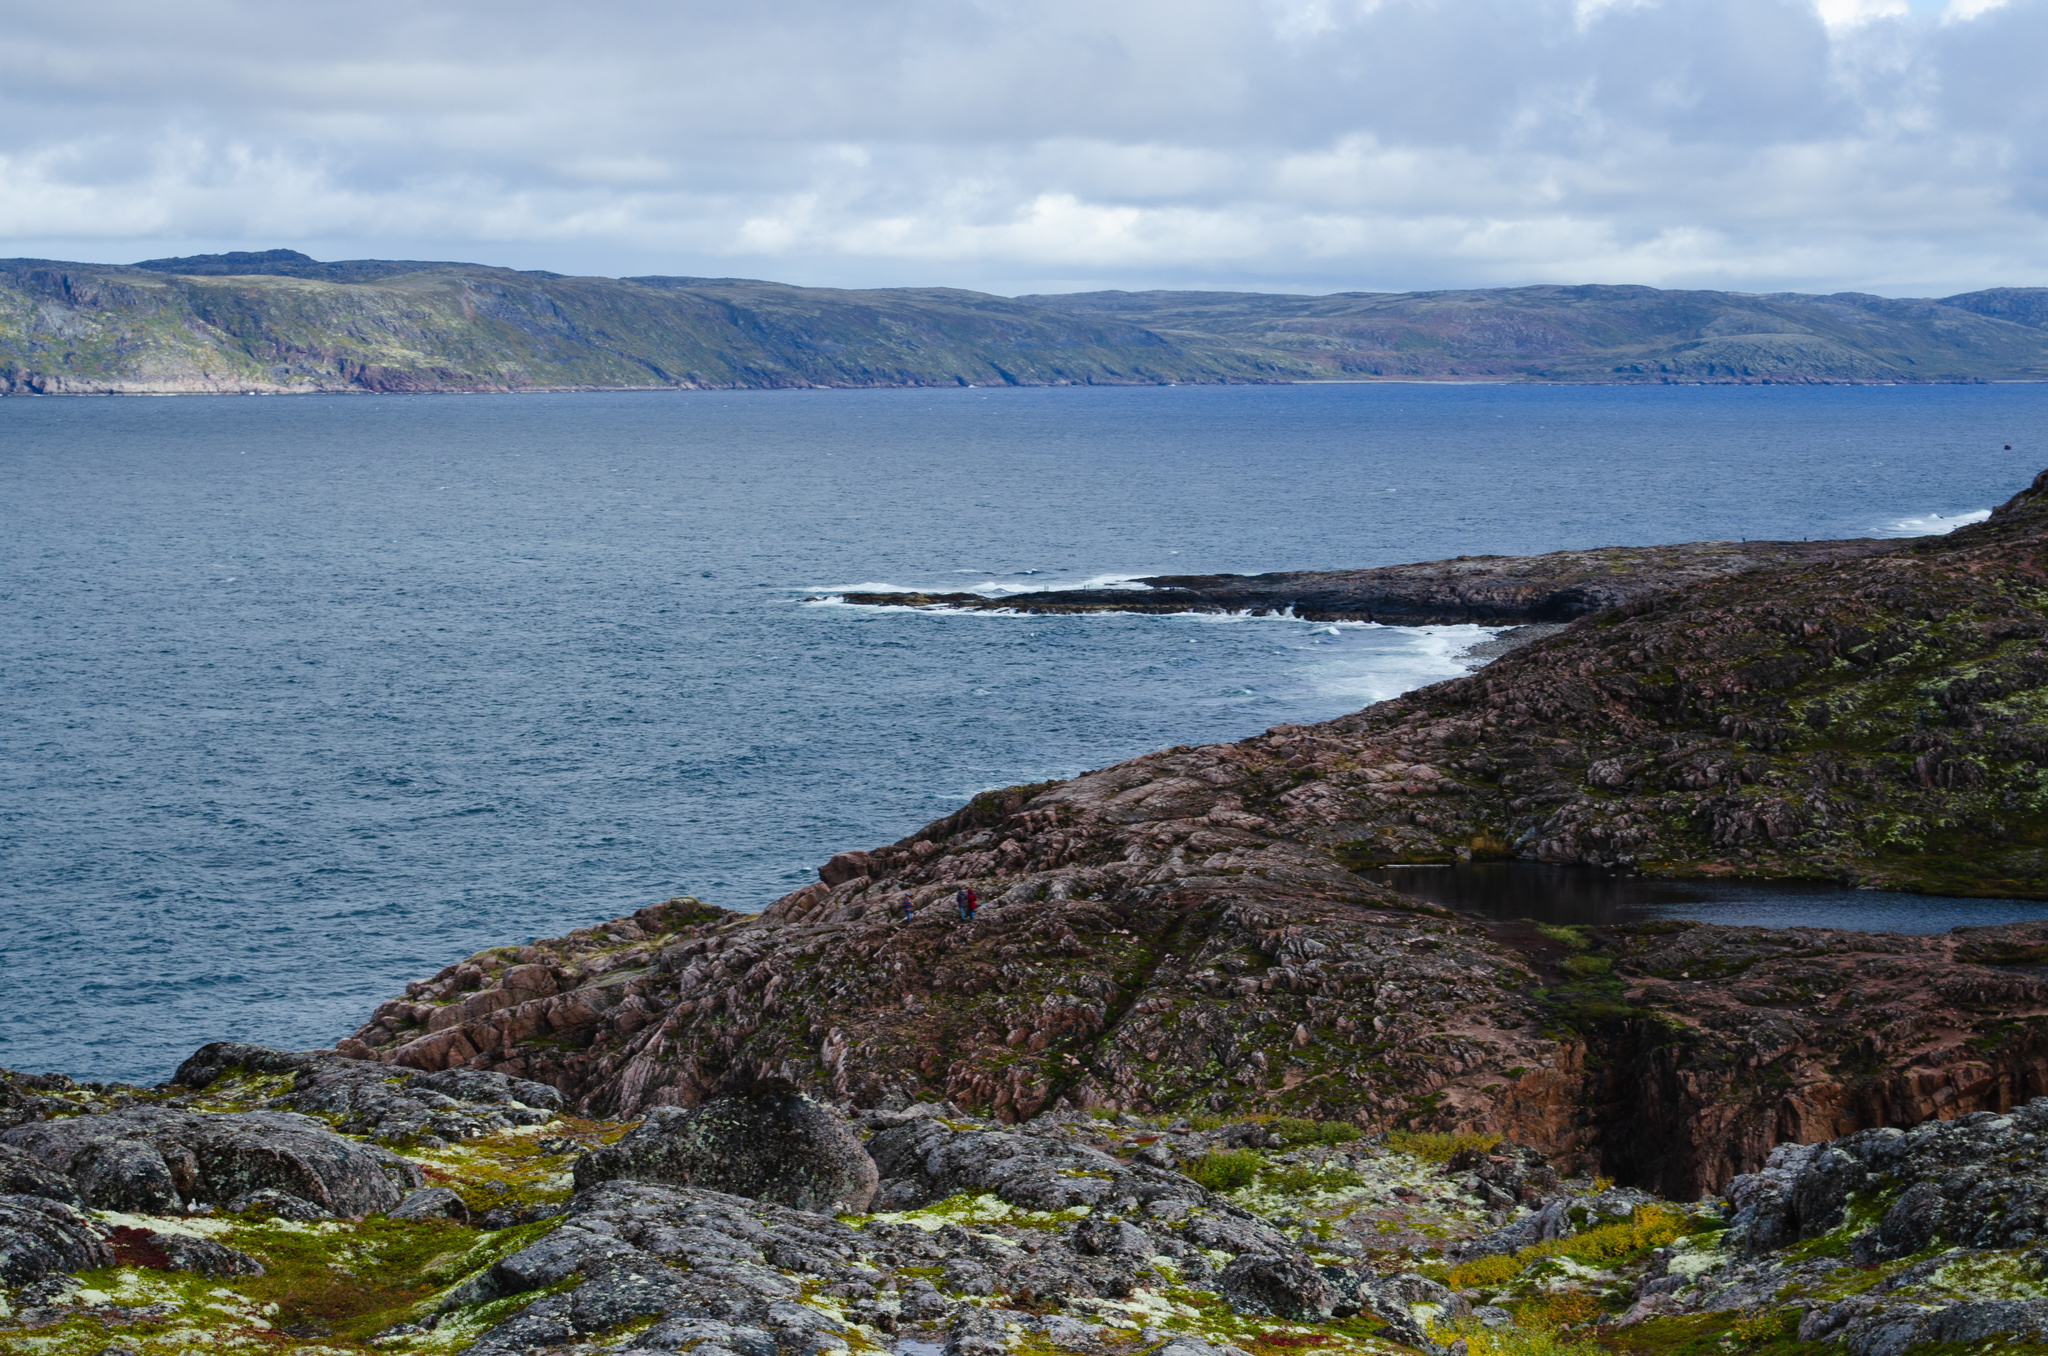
1535;925;1592;952
1385;1130;1502;1163
1435;1206;1694;1292
856;1191;1091;1232
1427;1315;1608;1356
184;1068;301;1115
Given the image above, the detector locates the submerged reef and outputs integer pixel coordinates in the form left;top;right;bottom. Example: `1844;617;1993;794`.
15;471;2048;1354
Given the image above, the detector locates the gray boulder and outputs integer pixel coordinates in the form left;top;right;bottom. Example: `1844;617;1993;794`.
866;1116;1137;1211
0;1107;418;1215
1863;1180;1946;1260
638;1317;781;1356
0;1070;72;1132
0;1143;83;1205
1725;1103;2048;1263
0;1194;113;1285
1218;1252;1335;1319
1072;1214;1155;1257
390;1186;471;1224
1921;1299;2048;1346
574;1092;878;1213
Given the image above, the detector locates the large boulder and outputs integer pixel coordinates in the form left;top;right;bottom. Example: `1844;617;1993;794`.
1217;1252;1335;1319
573;1092;877;1213
0;1194;113;1285
0;1143;82;1205
0;1070;73;1132
0;1108;418;1215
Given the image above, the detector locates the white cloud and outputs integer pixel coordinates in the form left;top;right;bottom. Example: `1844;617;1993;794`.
1815;0;1907;26
0;0;2042;295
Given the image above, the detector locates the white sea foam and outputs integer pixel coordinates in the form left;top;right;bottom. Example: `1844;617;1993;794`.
1299;623;1498;706
1878;508;1991;537
802;572;1153;600
967;573;1153;596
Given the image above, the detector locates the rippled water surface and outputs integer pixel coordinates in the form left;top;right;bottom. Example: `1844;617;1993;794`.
5;382;2045;1081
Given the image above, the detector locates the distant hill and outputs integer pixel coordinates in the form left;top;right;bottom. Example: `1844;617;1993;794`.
1017;283;2048;383
2;251;2044;394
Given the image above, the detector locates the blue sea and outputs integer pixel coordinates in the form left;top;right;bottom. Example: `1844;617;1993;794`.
6;382;2048;1083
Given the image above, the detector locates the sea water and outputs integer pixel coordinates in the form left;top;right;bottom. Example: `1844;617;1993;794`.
4;381;2045;1082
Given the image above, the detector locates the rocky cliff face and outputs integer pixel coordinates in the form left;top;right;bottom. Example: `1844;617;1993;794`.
343;470;2048;1202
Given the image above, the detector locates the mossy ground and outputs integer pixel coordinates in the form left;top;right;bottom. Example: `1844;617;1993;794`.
0;1119;581;1356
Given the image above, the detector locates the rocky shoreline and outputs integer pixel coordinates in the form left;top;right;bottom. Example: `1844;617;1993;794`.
12;472;2048;1353
828;540;1903;625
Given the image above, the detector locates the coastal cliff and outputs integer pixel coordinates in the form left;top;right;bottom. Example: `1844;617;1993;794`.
343;469;2048;1209
4;251;2048;393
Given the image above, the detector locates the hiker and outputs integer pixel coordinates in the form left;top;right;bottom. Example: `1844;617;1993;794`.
965;888;978;920
902;893;915;922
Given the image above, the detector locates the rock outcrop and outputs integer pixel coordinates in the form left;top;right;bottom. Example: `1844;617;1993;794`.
1624;1098;2048;1356
573;1091;880;1213
173;1041;564;1146
8;1048;2048;1356
0;1108;418;1215
836;537;1902;625
0;1196;112;1285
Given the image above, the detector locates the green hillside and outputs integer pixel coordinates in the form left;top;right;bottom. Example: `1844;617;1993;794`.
3;250;2045;393
1019;282;2048;382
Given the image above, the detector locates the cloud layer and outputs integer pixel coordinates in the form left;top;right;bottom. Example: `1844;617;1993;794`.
0;0;2041;294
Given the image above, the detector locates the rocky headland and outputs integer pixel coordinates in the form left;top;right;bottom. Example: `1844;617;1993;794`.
830;539;1904;625
11;473;2048;1354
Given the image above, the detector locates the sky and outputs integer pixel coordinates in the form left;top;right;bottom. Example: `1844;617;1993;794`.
0;0;2041;297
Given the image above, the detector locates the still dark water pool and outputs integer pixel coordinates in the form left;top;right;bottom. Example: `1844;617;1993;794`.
1363;864;2048;934
5;382;2046;1081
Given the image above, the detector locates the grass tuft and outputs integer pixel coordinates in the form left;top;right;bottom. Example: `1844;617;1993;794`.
1437;1205;1693;1290
1386;1130;1502;1163
1184;1149;1264;1192
1429;1316;1607;1356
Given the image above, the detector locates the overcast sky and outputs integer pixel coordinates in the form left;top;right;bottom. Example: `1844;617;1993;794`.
0;0;2040;296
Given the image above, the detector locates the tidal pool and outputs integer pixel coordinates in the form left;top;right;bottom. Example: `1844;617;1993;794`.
1363;863;2048;934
